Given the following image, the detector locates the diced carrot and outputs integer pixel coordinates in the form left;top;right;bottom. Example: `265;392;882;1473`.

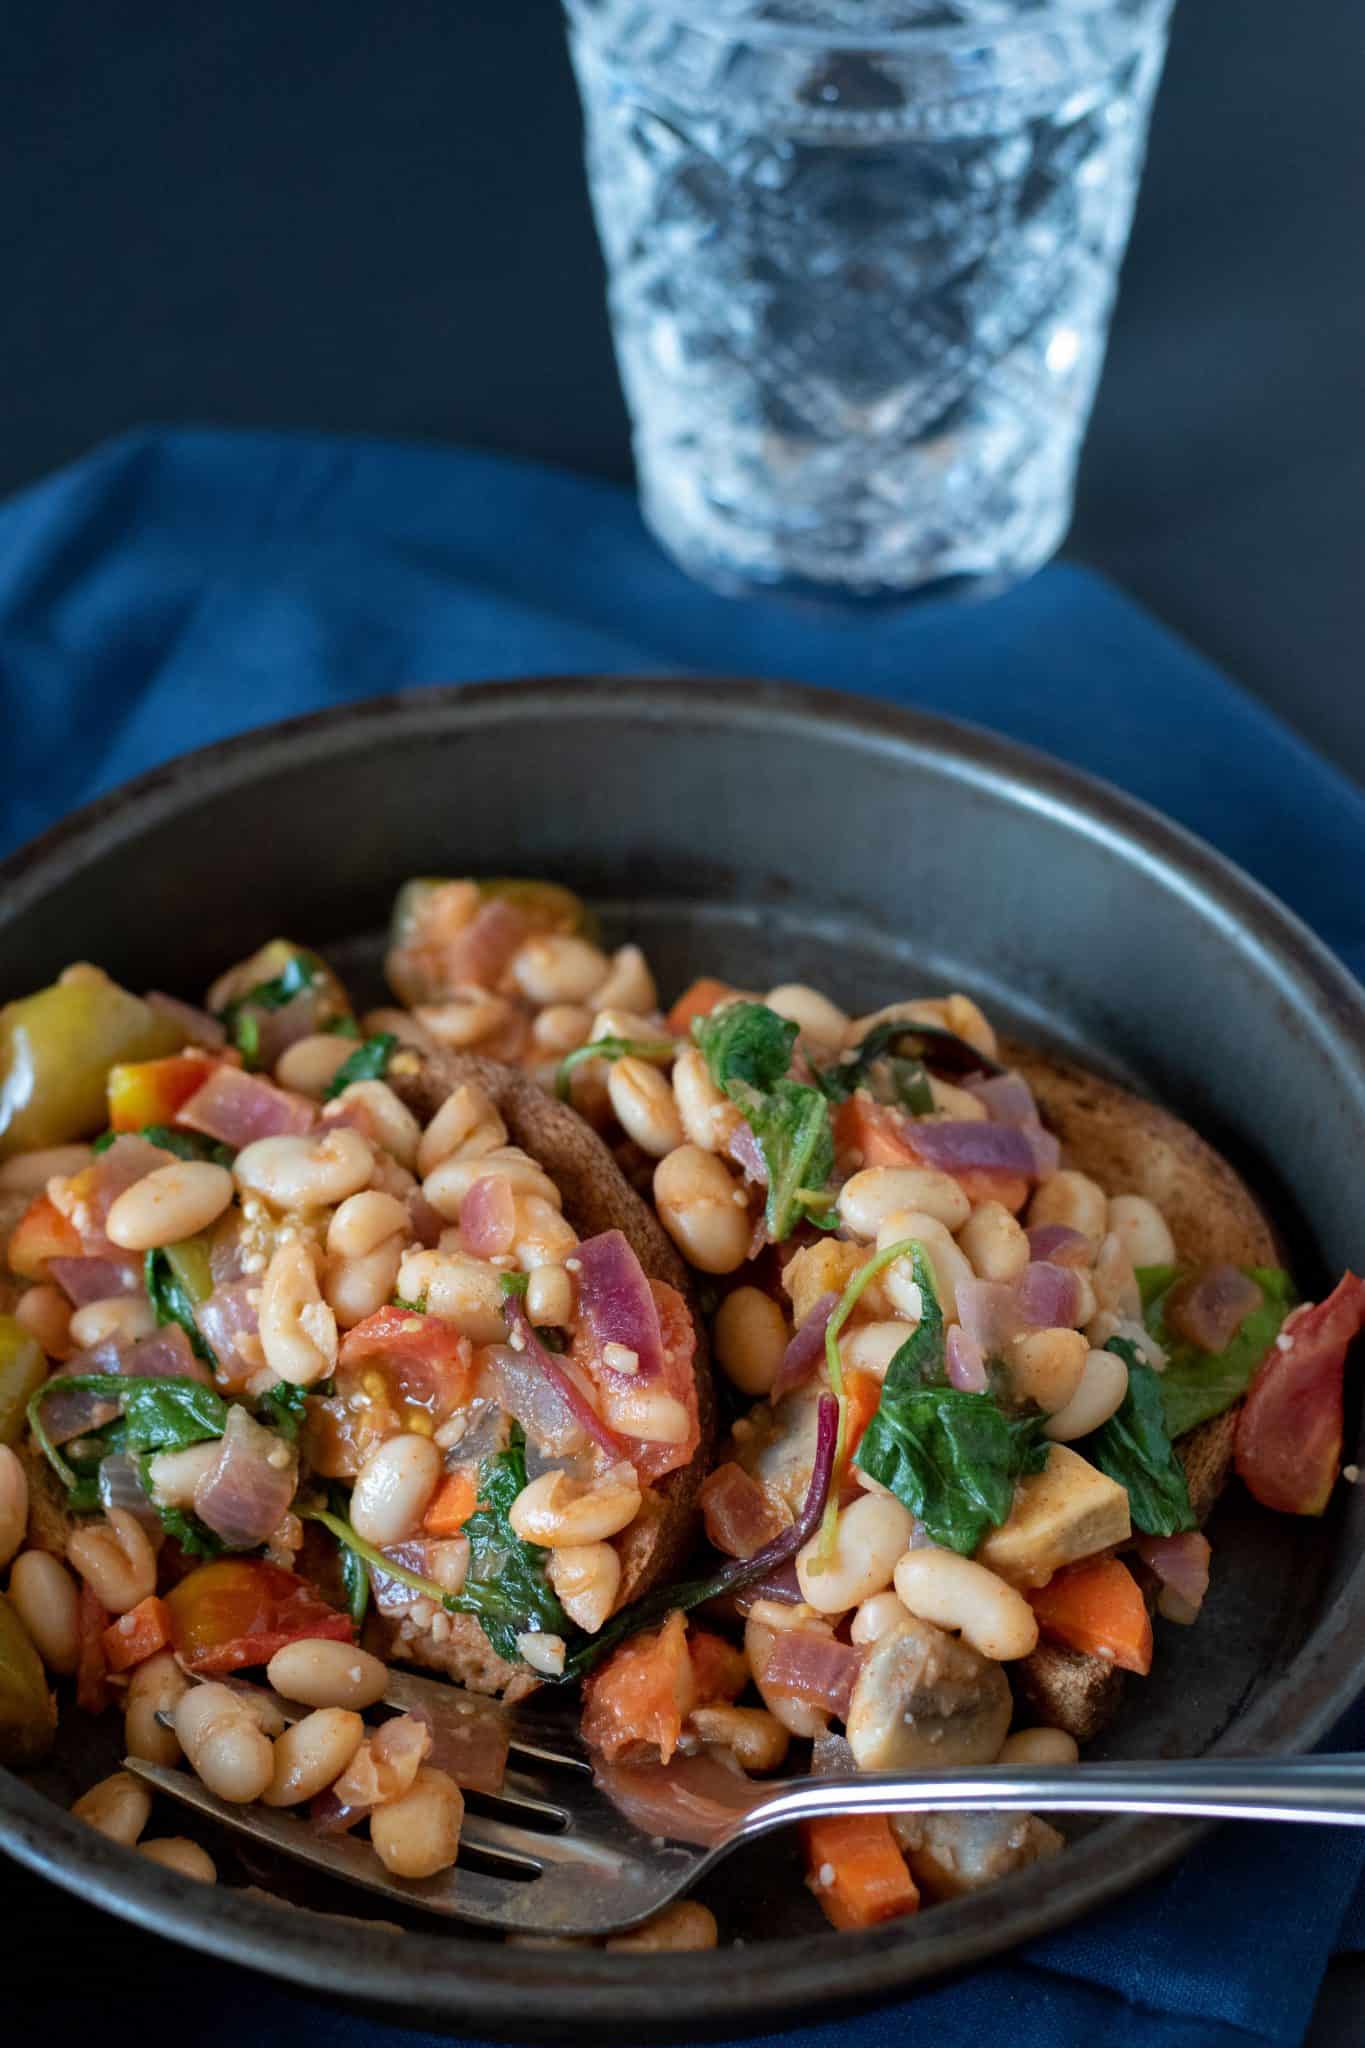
843;1368;884;1457
665;978;734;1038
803;1814;920;1931
76;1582;111;1714
832;1094;917;1170
107;1051;219;1131
580;1609;696;1763
688;1628;748;1707
101;1594;172;1674
1029;1557;1153;1676
423;1468;478;1537
6;1192;83;1280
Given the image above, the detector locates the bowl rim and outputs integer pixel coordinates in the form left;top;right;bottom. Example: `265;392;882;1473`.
3;671;1364;2038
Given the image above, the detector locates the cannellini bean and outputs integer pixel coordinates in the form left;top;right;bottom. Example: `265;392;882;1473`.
399;1247;505;1343
66;1507;156;1614
607;1056;685;1158
1106;1194;1177;1269
266;1638;390;1709
327;1080;421;1169
423;1144;561;1222
351;1434;443;1546
139;1837;217;1882
105;1160;234;1251
173;1681;276;1802
546;1542;621;1634
362;1006;440;1052
15;1282;73;1357
517;1631;567;1677
508;1463;642;1547
72;1771;151;1846
258;1240;338;1386
653;1145;751;1275
592;945;659;1015
146;1440;220;1510
531;1004;594;1056
273;1033;355;1097
416;1083;508;1178
850;1590;912;1645
263;1707;366;1806
370;1766;464;1878
893;1550;1039;1661
1092;1229;1142;1319
671;1047;742;1154
510;1193;579;1270
1007;1327;1089;1414
876;1211;973;1321
796;1491;918;1614
927;1076;988;1120
68;1294;156;1350
525;1263;573;1328
328;1185;409;1261
8;1548;80;1673
1044;1347;1130;1441
605;1901;719;1953
997;1727;1079;1766
124;1650;189;1765
0;1446;28;1569
764;984;849;1046
689;1703;789;1773
841;1320;912;1378
847;995;997;1063
591;1006;661;1046
221;1681;288;1738
324;1237;405;1329
415;990;515;1050
839;1166;970;1239
0;1143;95;1191
1028;1171;1108;1254
511;934;610;1007
958;1201;1030;1284
235;1128;373;1210
712;1285;789;1397
745;1607;834;1735
602;1384;691;1444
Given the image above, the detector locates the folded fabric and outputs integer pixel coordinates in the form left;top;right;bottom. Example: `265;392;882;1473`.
1;426;1363;2048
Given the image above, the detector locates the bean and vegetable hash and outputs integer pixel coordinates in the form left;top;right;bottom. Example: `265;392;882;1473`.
1;877;1360;1946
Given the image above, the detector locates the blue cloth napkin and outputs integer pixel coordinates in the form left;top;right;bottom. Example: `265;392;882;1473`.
2;426;1365;2047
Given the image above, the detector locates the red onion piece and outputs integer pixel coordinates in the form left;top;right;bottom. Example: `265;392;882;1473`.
195;1280;261;1374
1135;1530;1211;1622
97;1451;163;1531
771;1291;839;1403
955;1277;1025;1355
408;1696;510;1795
725;1120;768;1187
367;1540;458;1618
907;1117;1059;1182
444;898;530;990
193;1405;297;1548
310;1787;366;1836
593;1752;766;1848
146;991;227;1049
760;1631;862;1718
1166;1265;1262;1354
737;1560;804;1609
1026;1223;1091;1268
574;1229;666;1382
460;1174;517;1257
179;1066;315;1146
48;1255;143;1306
946;1323;988;1392
701;1462;788;1559
963;1072;1038;1126
125;1325;213;1385
689;1395;837;1606
40;1339;126;1442
494;1314;625;1458
1015;1261;1083;1330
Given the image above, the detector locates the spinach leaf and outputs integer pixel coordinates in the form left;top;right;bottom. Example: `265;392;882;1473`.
1136;1264;1295;1439
91;1130;117;1154
255;1381;314;1443
499;1270;530;1299
28;1373;227;1491
693;1001;797;1095
817;1019;1003;1102
145;1247;218;1370
392;1293;427;1314
215;949;323;1068
692;1002;835;1237
139;1124;235;1167
327;1484;370;1625
555;1035;676;1102
459;1428;570;1660
141;1462;226;1559
1086;1338;1196;1535
324;1032;397;1099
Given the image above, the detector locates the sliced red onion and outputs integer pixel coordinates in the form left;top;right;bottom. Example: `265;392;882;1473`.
946;1323;988;1392
955;1277;1025;1356
146;991;227;1049
97;1450;162;1531
253;987;334;1070
725;1120;768;1187
701;1462;788;1560
78;1134;175;1244
460;1174;516;1257
48;1255;143;1306
593;1752;766;1848
195;1280;260;1373
193;1405;298;1548
771;1291;839;1403
368;1539;456;1618
737;1560;804;1609
443;898;530;990
41;1339;126;1443
760;1632;862;1718
1015;1261;1083;1330
1166;1265;1262;1354
494;1314;625;1458
179;1065;316;1146
574;1230;667;1383
125;1325;213;1385
907;1118;1056;1181
407;1696;510;1794
1026;1224;1091;1269
310;1787;366;1836
963;1072;1038;1126
1135;1530;1211;1622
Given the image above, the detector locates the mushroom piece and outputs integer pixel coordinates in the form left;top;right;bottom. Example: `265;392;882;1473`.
891;1811;1065;1901
844;1615;1012;1773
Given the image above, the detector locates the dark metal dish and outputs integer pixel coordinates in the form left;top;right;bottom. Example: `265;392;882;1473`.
2;675;1363;2038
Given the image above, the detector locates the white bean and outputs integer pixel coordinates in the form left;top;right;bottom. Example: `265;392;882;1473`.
398;1248;504;1343
671;1047;742;1154
263;1706;366;1806
531;1004;594;1056
927;1076;988;1120
0;1144;95;1191
839;1167;970;1239
602;1384;691;1444
125;1650;189;1765
415;990;516;1050
517;1631;567;1677
958;1201;1030;1284
327;1189;410;1260
841;1320;912;1377
893;1550;1038;1661
416;1083;507;1178
605;1901;719;1953
689;1703;790;1772
8;1548;80;1673
68;1294;156;1350
234;1128;374;1210
607;1057;685;1158
139;1837;217;1882
0;1446;27;1569
712;1285;789;1397
350;1434;443;1546
525;1263;573;1328
1044;1347;1130;1441
511;935;609;1007
173;1681;276;1802
72;1771;151;1845
15;1283;73;1357
66;1507;156;1614
1028;1171;1108;1254
370;1766;464;1878
997;1727;1079;1766
508;1464;642;1547
653;1145;751;1274
146;1440;221;1510
324;1237;404;1329
105;1161;234;1251
592;945;659;1015
422;1145;561;1223
796;1491;918;1614
764;984;849;1046
273;1033;355;1097
266;1638;390;1710
875;1211;973;1321
1106;1194;1177;1269
546;1543;621;1634
327;1080;421;1169
258;1240;338;1386
510;1193;579;1270
1007;1327;1089;1414
850;1590;912;1645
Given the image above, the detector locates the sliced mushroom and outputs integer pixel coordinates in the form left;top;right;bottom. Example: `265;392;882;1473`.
844;1615;1012;1773
891;1811;1065;1900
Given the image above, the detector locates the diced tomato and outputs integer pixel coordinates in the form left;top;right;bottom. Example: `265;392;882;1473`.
100;1594;172;1673
7;1192;83;1280
423;1468;478;1537
665;978;733;1038
75;1582;111;1713
831;1096;1027;1210
843;1368;883;1458
1235;1273;1365;1516
1029;1558;1153;1675
107;1051;220;1132
581;1610;697;1764
307;1308;476;1478
803;1815;920;1931
165;1558;353;1674
688;1628;747;1708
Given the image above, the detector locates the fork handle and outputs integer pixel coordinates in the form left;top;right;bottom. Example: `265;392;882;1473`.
736;1756;1365;1837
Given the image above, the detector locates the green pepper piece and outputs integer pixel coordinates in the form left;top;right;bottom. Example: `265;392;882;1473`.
0;1593;56;1767
0;1318;47;1447
163;1235;214;1308
0;978;187;1159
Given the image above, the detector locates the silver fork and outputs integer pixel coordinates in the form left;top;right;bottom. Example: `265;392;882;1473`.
123;1672;1365;1938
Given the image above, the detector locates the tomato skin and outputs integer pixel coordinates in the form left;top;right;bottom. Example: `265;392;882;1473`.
308;1308;476;1478
6;1192;82;1280
1235;1273;1365;1516
108;1051;220;1131
165;1559;353;1674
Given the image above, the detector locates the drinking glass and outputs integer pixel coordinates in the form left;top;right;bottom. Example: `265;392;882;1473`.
563;0;1175;594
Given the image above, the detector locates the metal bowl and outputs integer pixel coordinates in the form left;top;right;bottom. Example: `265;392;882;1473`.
3;676;1363;2038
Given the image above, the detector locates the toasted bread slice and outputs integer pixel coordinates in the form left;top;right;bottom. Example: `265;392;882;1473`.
1000;1042;1278;1740
385;1049;715;1699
